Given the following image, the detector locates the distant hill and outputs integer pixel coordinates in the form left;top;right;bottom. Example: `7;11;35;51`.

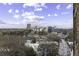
0;20;6;24
53;28;73;33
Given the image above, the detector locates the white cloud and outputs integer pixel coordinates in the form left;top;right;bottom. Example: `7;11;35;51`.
15;10;19;13
66;4;72;9
48;14;54;17
54;13;58;16
56;5;60;10
23;3;47;8
4;21;20;24
34;8;43;11
8;3;13;5
23;19;27;22
48;14;51;16
39;16;44;19
61;12;69;15
23;3;37;8
2;3;12;5
13;14;19;18
26;15;43;21
23;3;47;12
2;3;7;5
8;9;12;13
21;11;44;22
21;12;34;17
40;3;47;8
22;19;28;24
15;22;20;24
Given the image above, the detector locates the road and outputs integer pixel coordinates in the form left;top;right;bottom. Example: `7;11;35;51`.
58;39;71;56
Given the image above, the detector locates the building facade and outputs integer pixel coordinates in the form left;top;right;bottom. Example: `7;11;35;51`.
27;24;31;30
48;26;53;33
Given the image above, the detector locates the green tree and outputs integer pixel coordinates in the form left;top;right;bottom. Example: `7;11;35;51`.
8;46;36;56
0;40;36;56
73;3;79;55
38;43;58;56
65;32;73;42
62;29;67;35
47;33;60;42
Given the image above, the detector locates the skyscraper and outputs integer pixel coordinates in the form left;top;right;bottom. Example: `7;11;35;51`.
48;26;53;33
27;24;31;30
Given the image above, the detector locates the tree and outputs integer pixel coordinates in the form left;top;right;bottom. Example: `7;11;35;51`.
31;38;36;43
62;29;67;35
73;3;79;56
0;40;36;56
47;33;60;42
37;43;58;56
65;32;73;42
24;29;32;36
8;46;36;56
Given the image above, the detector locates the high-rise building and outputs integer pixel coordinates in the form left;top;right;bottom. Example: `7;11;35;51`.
48;26;53;33
27;24;31;30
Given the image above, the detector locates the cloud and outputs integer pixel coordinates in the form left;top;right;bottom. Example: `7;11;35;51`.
48;14;51;16
54;13;58;16
4;20;20;24
0;20;6;24
23;3;37;8
2;3;7;5
21;12;34;17
40;16;44;19
15;10;19;13
34;8;43;11
41;3;47;8
21;11;44;23
23;3;47;8
23;3;47;12
48;13;54;17
15;22;20;24
13;14;20;18
56;5;60;10
2;3;12;5
66;4;72;9
8;9;13;13
8;3;13;5
22;19;28;24
61;12;69;15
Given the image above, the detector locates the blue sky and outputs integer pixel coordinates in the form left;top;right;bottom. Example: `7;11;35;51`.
0;3;73;28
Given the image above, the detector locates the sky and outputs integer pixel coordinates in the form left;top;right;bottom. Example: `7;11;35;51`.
0;3;73;29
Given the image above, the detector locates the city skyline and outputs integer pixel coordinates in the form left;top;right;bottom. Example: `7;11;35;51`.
0;3;73;29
